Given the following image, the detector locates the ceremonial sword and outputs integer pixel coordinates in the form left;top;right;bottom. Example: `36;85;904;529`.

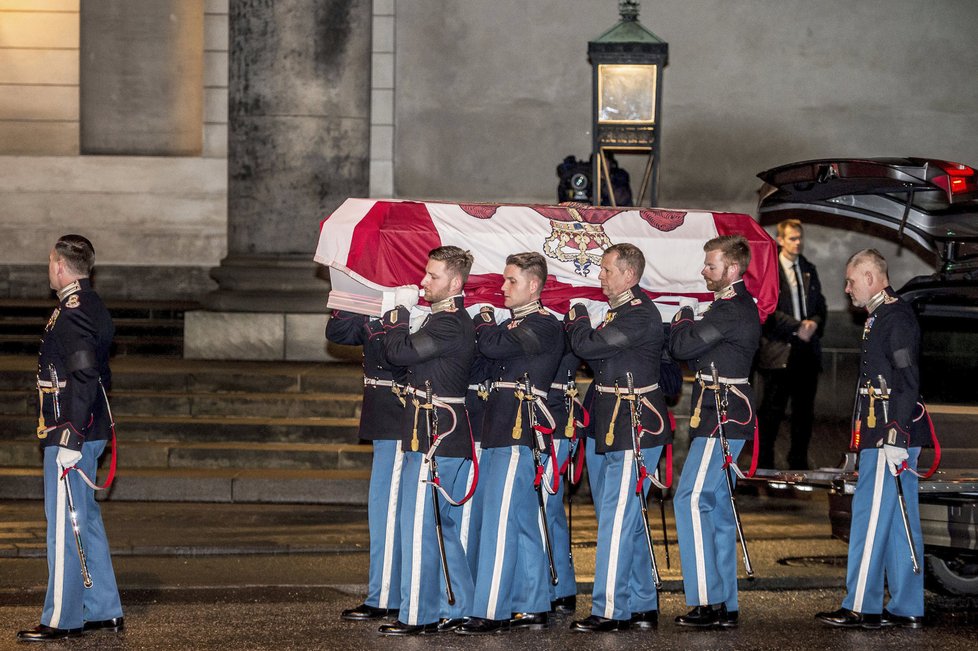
626;371;661;589
711;363;754;578
878;375;921;575
50;364;93;589
425;380;455;604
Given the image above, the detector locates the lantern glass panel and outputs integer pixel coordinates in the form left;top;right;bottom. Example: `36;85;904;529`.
598;64;656;123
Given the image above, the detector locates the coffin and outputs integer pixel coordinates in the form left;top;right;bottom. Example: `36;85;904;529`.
314;199;778;322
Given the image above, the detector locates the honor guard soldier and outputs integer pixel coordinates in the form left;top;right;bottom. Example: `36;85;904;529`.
375;246;477;635
327;310;406;622
459;347;491;578
18;235;125;642
816;249;926;630
543;344;583;616
457;252;563;635
669;234;759;629
564;243;673;632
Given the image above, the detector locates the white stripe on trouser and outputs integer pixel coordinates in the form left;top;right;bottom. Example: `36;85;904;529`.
603;450;634;619
691;438;716;605
853;452;886;612
459;442;481;554
51;473;66;629
379;447;404;607
486;447;520;620
408;460;428;624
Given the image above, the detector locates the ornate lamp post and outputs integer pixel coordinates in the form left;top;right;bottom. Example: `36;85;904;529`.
589;1;668;207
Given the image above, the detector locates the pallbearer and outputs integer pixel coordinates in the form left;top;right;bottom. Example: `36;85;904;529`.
669;235;759;629
374;246;477;635
564;243;673;632
457;252;563;635
816;249;926;630
327;310;406;623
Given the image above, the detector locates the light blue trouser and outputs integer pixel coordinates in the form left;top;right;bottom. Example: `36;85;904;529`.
591;447;663;619
42;441;123;630
470;446;550;619
842;447;923;617
585;436;604;523
543;437;577;600
365;439;403;610
458;442;483;579
397;452;474;625
674;436;745;609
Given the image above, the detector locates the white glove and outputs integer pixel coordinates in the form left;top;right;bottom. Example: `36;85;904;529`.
393;285;420;310
678;297;699;311
882;444;909;476
57;446;82;469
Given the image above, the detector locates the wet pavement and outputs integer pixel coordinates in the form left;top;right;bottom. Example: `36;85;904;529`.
1;493;976;649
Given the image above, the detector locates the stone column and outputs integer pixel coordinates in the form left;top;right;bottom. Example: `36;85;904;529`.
187;0;371;360
80;0;204;155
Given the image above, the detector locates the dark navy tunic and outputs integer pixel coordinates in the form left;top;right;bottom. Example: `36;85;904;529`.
853;290;924;449
37;279;114;451
382;296;475;458
326;310;405;441
564;285;673;454
477;303;563;449
669;280;760;440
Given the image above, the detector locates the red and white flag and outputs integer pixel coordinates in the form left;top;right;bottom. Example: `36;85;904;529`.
315;199;778;322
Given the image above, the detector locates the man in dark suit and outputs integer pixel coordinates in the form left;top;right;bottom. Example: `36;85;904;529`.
757;219;827;470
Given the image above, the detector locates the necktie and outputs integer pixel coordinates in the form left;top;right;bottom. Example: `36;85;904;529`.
793;263;808;319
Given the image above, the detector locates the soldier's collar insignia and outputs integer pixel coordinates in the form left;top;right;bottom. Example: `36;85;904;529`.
512;300;542;319
57;281;81;303
432;295;460;313
609;288;634;309
866;290;888;314
45;308;60;331
714;284;737;301
65;295;81;309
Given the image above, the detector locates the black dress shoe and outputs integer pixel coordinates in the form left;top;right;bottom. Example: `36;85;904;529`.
378;620;438;636
570;615;631;632
881;609;924;629
341;603;398;621
436;618;467;633
629;610;658;629
815;607;881;629
16;625;83;642
676;605;721;627
551;595;577;615
718;605;738;628
456;617;509;635
510;611;549;630
83;617;125;633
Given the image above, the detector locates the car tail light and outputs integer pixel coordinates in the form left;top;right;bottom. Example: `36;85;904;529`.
931;160;978;200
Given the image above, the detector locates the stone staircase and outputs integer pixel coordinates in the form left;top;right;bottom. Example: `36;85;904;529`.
0;355;373;505
0;298;194;357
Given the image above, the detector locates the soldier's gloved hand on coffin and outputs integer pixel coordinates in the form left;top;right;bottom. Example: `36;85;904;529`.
394;285;420;310
678;297;699;311
473;304;496;328
882;443;909;476
564;302;588;324
57;445;82;470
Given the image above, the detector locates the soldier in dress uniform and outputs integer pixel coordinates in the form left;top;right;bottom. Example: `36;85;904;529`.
17;235;125;642
457;252;563;635
669;234;759;629
816;249;926;630
326;310;406;622
373;246;477;635
564;243;673;632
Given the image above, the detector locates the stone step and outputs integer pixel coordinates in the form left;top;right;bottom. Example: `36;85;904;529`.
0;356;365;394
0;466;371;504
0;439;373;471
0;389;363;419
0;414;362;444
